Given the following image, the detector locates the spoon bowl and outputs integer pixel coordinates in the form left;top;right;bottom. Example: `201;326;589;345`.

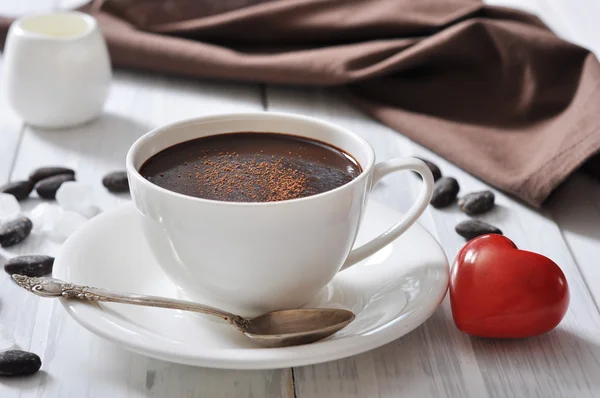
244;308;355;347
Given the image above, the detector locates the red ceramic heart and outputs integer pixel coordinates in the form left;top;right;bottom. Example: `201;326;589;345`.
450;234;569;338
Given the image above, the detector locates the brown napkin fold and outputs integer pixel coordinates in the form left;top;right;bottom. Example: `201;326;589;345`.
2;0;599;207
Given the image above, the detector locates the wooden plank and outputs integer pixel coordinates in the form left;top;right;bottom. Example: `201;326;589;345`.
492;0;600;354
482;2;600;395
0;70;293;398
265;86;489;398
548;174;600;309
0;2;56;396
0;58;23;184
534;0;600;56
484;0;600;55
265;86;600;397
0;0;59;184
272;2;600;396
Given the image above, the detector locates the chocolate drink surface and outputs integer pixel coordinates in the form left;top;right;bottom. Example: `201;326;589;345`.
139;133;362;202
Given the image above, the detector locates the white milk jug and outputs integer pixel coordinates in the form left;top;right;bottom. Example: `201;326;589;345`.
3;11;111;128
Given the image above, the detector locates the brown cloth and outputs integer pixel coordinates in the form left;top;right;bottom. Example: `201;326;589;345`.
2;0;600;207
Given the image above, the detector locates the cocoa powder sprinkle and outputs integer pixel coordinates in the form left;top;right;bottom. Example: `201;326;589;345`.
195;154;310;202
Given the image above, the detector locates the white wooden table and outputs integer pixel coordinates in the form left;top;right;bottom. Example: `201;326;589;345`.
2;1;600;397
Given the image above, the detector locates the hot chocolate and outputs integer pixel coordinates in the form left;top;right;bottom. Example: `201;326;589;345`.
139;132;361;202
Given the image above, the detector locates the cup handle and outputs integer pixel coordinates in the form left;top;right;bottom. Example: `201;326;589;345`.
340;158;434;271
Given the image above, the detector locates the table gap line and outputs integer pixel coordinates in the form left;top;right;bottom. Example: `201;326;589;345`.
7;123;27;182
291;366;298;398
260;83;268;110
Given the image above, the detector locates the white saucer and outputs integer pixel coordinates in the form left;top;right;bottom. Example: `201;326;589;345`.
53;201;449;369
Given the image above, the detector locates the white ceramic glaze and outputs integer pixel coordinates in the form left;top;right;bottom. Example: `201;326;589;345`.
126;113;435;317
53;201;449;369
2;12;111;128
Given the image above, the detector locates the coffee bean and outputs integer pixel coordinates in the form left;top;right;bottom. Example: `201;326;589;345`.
4;255;54;277
413;157;442;182
430;177;460;208
102;171;129;193
455;220;502;240
458;190;495;215
0;350;41;377
0;180;34;201
35;174;75;199
28;166;75;185
0;217;33;247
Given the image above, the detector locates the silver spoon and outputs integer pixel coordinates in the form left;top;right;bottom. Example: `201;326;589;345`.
11;274;355;348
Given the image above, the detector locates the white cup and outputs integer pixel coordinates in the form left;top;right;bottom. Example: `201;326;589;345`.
126;113;434;317
2;11;111;128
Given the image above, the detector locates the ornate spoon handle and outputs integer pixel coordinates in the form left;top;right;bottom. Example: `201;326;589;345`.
11;274;248;330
